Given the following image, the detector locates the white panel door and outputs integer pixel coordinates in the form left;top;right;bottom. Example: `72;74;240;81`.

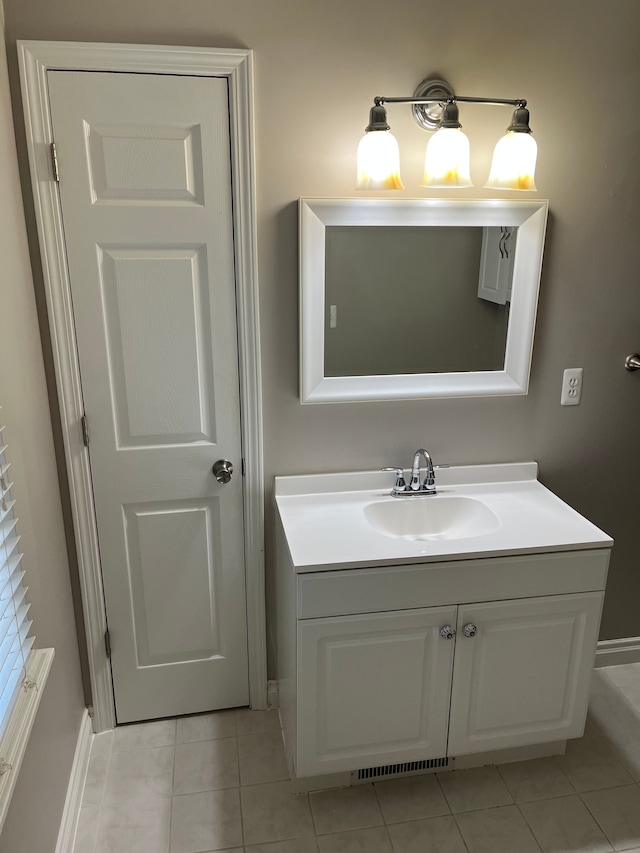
47;70;249;722
296;607;456;777
447;592;603;755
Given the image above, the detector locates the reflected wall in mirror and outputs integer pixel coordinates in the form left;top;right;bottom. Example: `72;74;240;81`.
300;198;548;403
324;225;514;377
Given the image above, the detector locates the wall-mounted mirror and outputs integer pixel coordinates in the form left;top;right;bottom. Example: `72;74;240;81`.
299;198;548;403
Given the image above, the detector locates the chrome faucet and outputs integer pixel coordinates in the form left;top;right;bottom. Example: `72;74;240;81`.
410;448;436;494
382;448;442;497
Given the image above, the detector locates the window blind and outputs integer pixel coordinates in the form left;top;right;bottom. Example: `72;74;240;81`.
0;420;34;735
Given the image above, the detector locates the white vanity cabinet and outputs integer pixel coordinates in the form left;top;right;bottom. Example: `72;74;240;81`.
277;531;608;782
292;584;603;779
274;465;613;786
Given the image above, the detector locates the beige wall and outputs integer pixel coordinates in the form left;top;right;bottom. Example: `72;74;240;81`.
2;0;640;696
0;5;85;852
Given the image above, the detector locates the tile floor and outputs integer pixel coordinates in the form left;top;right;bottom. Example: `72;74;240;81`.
74;664;640;853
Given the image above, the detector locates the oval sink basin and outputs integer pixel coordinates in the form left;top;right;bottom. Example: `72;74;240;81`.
364;495;500;541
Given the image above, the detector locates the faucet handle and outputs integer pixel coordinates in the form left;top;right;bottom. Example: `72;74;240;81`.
382;467;407;494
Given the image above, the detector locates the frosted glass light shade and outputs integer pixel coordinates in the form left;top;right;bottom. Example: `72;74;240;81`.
356;130;405;190
421;127;472;188
485;131;537;190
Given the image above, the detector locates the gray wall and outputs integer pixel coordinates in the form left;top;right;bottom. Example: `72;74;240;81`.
0;5;85;852
2;0;640;694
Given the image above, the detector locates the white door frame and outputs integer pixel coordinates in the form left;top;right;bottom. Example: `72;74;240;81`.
17;40;266;732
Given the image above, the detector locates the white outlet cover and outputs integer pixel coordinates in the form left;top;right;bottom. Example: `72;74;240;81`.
561;368;583;406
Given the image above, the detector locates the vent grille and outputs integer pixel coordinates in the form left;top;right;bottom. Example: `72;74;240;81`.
356;757;449;781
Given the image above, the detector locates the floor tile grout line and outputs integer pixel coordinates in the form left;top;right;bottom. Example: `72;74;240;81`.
366;781;394;848
494;752;579;801
548;751;579;794
168;723;177;853
514;801;551;853
307;784;319;838
435;771;457;814
371;777;385;825
432;771;454;818
450;809;481;853
89;802;104;853
234;735;246;850
578;783;640;851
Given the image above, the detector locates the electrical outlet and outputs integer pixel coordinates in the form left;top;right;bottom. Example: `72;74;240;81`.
561;367;583;406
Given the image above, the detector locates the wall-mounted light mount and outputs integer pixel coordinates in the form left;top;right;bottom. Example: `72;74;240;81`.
357;76;537;192
411;78;454;130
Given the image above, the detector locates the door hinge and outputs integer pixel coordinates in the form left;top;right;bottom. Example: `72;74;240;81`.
104;629;111;658
50;142;60;183
81;414;90;447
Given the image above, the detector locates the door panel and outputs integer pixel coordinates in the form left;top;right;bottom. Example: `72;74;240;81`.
86;122;205;204
47;70;248;722
447;592;603;755
99;246;216;445
125;501;222;665
296;607;456;777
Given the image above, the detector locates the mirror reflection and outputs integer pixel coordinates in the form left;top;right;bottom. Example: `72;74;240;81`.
324;225;516;377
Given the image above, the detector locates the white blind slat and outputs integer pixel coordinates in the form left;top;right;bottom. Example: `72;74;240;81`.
0;556;22;596
0;561;23;601
0;623;33;706
0;618;20;672
0;584;27;626
0;502;16;524
0;520;18;551
1;538;20;567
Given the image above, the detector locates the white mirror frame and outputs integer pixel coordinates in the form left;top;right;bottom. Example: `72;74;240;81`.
299;197;548;404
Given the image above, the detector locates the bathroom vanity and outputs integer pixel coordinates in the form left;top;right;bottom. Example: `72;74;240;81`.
275;463;612;789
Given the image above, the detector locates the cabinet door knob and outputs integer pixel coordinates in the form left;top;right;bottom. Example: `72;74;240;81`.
440;625;456;640
463;623;478;638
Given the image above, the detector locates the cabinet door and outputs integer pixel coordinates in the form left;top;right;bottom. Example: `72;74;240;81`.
448;592;603;756
296;606;456;777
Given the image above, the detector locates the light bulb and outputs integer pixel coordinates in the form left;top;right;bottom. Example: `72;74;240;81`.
421;127;472;189
356;130;405;190
485;131;538;191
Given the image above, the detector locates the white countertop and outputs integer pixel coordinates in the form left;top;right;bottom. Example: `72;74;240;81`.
275;463;613;572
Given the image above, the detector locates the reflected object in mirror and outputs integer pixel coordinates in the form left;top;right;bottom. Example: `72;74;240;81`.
299;198;548;404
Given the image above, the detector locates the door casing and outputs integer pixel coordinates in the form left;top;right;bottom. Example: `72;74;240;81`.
18;40;265;732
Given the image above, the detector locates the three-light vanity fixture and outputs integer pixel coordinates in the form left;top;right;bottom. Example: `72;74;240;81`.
356;77;537;191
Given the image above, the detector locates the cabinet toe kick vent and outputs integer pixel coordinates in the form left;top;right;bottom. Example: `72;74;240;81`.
354;756;449;781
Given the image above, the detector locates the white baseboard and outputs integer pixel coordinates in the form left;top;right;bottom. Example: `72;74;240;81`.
596;637;640;668
55;708;93;853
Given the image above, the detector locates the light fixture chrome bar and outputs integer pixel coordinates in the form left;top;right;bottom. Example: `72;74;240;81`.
375;95;526;108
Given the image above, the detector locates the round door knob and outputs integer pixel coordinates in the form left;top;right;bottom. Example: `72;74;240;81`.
626;354;640;371
212;459;233;484
440;625;455;640
463;623;478;638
